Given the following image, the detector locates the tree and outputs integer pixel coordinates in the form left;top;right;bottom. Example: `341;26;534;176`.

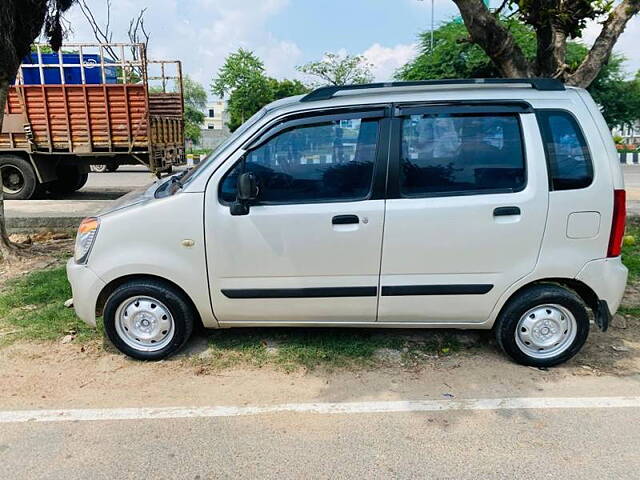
182;75;207;145
212;49;310;132
451;0;640;88
212;49;273;132
267;78;309;100
397;19;640;128
0;0;76;262
297;52;374;87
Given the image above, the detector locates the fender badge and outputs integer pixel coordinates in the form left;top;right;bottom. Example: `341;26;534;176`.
181;239;195;248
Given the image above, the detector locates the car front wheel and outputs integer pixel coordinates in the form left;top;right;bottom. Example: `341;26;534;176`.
103;279;195;360
494;284;590;367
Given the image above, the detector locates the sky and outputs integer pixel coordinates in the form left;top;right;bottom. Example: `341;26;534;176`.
62;0;640;98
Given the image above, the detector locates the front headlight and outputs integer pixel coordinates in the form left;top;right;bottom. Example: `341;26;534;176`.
75;217;100;264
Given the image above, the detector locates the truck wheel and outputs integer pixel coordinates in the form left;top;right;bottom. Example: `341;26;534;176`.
494;284;590;368
75;172;89;190
103;279;195;360
0;155;37;200
49;165;87;194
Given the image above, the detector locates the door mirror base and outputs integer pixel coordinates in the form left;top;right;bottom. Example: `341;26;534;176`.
230;201;250;216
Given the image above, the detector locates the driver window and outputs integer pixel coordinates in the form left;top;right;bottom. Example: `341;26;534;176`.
220;117;379;204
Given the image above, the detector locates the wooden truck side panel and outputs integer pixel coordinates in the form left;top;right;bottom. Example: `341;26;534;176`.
1;84;153;153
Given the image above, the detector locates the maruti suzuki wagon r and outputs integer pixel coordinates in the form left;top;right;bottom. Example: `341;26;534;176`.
67;78;628;367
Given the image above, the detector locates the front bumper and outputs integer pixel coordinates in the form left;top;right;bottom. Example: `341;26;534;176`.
66;259;106;327
576;257;628;316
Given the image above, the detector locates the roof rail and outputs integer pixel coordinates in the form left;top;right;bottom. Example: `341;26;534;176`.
300;78;565;102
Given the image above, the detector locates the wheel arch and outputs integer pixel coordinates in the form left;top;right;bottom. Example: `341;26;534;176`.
96;274;204;330
494;277;599;328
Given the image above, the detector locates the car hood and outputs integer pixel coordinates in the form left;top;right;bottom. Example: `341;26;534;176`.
97;177;169;216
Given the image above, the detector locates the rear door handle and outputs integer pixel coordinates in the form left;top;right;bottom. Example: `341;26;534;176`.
494;206;521;217
332;215;359;225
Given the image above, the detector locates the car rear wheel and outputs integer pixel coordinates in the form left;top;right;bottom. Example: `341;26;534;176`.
0;155;37;200
494;284;590;367
103;279;195;360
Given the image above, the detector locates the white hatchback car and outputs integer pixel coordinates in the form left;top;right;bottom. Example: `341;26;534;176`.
67;79;628;367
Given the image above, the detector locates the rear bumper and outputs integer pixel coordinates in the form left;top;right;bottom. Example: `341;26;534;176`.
576;257;628;316
66;259;105;327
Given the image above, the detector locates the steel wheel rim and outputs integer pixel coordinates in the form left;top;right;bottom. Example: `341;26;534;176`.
91;165;107;173
1;165;25;195
515;304;577;359
114;296;175;352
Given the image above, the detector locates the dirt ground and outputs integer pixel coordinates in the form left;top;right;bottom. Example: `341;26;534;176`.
0;238;638;410
0;233;73;290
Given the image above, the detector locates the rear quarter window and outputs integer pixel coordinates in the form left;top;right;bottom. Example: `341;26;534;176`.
537;110;594;190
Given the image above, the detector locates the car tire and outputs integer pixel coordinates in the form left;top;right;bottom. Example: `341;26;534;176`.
103;279;195;361
494;284;590;368
106;163;119;172
0;155;37;200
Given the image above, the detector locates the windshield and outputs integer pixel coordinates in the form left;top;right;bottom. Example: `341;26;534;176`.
180;107;268;186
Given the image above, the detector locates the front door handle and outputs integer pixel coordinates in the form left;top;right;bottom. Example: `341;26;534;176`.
332;215;359;225
494;206;521;217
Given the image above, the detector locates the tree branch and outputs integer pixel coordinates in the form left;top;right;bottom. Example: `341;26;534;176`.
77;0;118;60
452;0;532;78
568;0;640;87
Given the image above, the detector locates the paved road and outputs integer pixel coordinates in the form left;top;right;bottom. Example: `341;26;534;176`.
1;390;639;479
71;165;162;200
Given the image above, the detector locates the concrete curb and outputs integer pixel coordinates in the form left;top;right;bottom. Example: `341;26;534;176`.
5;200;111;233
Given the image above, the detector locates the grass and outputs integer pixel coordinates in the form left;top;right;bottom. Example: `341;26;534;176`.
5;217;640;369
0;265;460;370
201;328;461;371
622;218;640;281
0;267;98;345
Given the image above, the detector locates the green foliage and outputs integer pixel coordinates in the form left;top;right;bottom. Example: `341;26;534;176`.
267;77;309;100
297;52;374;87
183;75;207;111
589;62;640;128
506;0;612;40
397;19;640;128
623;220;640;282
0;267;98;344
182;75;208;143
212;49;310;132
212;49;273;132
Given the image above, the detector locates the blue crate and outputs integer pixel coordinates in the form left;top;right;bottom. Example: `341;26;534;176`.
20;53;118;85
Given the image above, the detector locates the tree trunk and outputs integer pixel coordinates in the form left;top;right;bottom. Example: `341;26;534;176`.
0;76;17;262
452;0;533;78
535;23;567;78
566;0;640;87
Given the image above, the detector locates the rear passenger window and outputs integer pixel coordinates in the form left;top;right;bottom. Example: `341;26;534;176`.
399;114;525;197
538;110;593;190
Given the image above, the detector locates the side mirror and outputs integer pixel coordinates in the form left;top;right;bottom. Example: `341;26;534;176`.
237;172;259;201
230;172;258;216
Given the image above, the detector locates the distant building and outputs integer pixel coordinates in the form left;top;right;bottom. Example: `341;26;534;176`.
203;100;228;132
612;122;640;146
193;99;231;150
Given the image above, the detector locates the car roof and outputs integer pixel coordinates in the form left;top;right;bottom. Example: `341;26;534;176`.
263;81;584;118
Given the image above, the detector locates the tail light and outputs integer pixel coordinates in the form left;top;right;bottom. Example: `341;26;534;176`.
607;189;626;257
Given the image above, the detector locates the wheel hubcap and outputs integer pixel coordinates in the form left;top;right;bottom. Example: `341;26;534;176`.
114;296;175;352
515;304;577;359
1;165;25;194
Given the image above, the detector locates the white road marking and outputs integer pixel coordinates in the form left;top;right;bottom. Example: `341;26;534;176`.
1;397;640;424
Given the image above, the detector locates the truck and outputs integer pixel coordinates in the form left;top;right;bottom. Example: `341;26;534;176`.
0;43;185;200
